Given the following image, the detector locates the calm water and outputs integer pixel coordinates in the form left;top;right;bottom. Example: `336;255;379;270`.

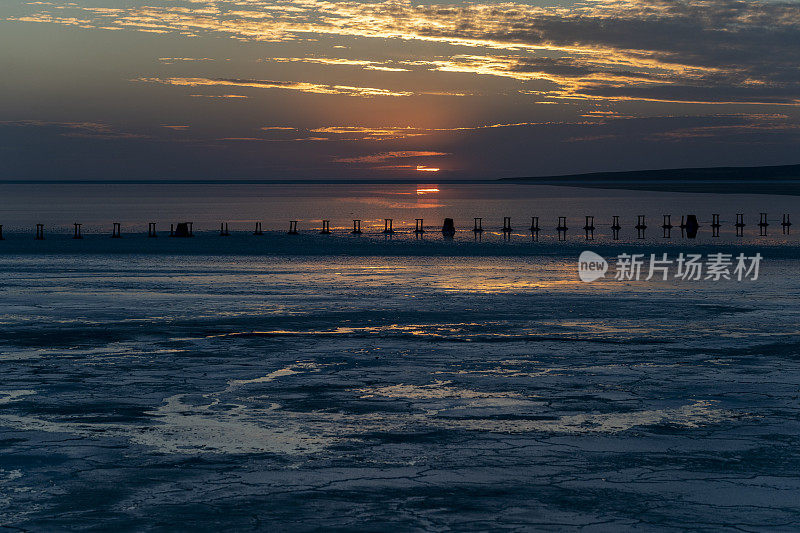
1;184;799;530
0;182;797;243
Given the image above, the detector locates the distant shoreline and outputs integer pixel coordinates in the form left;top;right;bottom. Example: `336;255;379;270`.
501;163;800;195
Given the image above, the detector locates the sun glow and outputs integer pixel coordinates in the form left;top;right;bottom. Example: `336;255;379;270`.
416;165;440;172
416;187;440;194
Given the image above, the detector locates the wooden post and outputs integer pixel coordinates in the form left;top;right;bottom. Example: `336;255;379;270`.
170;223;174;237
288;221;298;234
73;223;83;239
557;217;568;231
148;222;157;238
414;218;424;233
220;222;230;236
320;220;331;234
254;222;263;235
611;216;621;230
383;218;394;234
582;216;595;231
473;217;483;233
529;217;539;232
111;222;121;238
758;213;769;227
0;225;4;241
782;214;792;227
502;217;512;233
35;224;44;240
352;219;362;234
711;214;721;227
662;215;673;229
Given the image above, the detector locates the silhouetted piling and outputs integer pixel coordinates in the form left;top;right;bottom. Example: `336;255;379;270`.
782;214;791;235
35;224;44;240
73;223;83;239
557;217;567;241
635;215;647;239
442;218;455;237
735;214;745;237
288;221;298;235
352;219;362;234
254;222;263;236
611;216;621;231
473;218;483;233
320;220;331;234
383;219;394;234
529;217;540;232
662;215;672;238
148;222;157;238
759;213;768;236
583;216;594;240
502;217;512;233
172;222;192;237
0;225;3;241
112;222;122;238
220;222;230;236
684;215;699;239
711;214;721;227
414;218;424;234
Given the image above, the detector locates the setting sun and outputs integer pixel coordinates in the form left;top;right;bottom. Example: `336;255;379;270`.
416;165;440;172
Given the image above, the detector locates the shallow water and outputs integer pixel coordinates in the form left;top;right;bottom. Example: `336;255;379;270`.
1;252;799;530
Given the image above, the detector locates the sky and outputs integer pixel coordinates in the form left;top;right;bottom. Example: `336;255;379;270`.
1;0;799;180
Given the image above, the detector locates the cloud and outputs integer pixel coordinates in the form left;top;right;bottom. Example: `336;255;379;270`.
0;120;146;139
12;0;800;105
135;77;413;97
334;151;449;163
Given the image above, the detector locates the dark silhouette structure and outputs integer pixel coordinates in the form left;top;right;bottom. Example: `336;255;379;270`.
112;222;122;238
172;222;193;237
352;220;362;234
684;215;699;239
254;222;263;235
148;223;157;238
759;213;769;236
529;217;540;232
414;219;424;234
383;219;394;234
320;220;331;234
220;222;230;236
0;225;3;241
735;214;745;237
502;217;512;233
73;223;83;239
288;221;298;235
442;218;455;237
583;216;595;240
473;218;483;233
557;216;568;241
35;224;44;240
661;215;673;238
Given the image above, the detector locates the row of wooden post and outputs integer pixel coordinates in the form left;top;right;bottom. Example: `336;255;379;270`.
3;214;792;239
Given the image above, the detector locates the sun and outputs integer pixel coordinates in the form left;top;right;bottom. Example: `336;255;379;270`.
416;165;440;172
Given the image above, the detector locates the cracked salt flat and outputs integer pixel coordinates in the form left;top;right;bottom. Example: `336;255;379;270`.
0;254;799;530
